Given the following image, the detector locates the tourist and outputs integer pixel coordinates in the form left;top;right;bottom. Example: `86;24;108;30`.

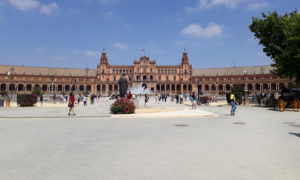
230;92;237;116
144;93;149;107
175;94;179;104
53;94;56;104
164;94;168;102
68;92;76;116
155;93;158;103
180;94;183;104
40;95;43;106
65;95;68;102
189;95;196;109
77;96;81;105
127;92;132;100
83;96;87;106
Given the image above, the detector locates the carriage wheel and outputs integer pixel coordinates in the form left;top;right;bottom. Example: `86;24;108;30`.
278;99;284;112
292;99;299;112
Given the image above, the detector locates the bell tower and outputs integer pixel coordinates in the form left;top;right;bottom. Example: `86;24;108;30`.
181;48;189;65
100;48;108;65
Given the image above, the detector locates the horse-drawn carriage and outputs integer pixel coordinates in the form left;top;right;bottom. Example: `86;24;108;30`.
277;88;300;112
268;88;300;112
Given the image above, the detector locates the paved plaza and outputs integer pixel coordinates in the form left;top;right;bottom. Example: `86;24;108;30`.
0;98;299;180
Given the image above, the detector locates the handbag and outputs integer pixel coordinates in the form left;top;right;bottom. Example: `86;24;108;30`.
68;101;72;107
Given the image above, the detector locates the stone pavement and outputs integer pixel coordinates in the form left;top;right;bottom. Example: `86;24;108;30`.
0;97;299;180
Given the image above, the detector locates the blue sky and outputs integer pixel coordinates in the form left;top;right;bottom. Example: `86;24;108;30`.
0;0;298;69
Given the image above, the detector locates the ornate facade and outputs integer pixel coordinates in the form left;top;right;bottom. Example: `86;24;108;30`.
0;49;293;96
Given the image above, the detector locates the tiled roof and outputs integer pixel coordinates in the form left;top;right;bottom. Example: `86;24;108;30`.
192;65;273;76
0;65;97;77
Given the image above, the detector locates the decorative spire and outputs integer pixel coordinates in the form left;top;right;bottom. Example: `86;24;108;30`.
100;48;108;65
181;49;189;65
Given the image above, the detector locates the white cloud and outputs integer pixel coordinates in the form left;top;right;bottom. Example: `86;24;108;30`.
40;2;58;15
8;0;40;11
114;42;128;50
104;10;114;18
85;50;100;56
186;0;243;12
98;0;119;4
51;56;68;62
181;23;222;38
248;1;269;10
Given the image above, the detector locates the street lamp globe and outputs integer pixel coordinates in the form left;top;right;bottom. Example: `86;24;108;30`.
7;72;10;76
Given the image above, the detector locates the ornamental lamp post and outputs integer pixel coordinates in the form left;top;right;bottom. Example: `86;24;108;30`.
73;79;77;93
51;75;55;103
243;70;248;105
5;71;11;107
7;71;10;97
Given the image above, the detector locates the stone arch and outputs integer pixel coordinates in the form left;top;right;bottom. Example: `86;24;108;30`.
183;84;187;91
247;84;253;91
114;84;118;92
102;85;106;93
225;84;231;91
1;84;6;91
18;84;24;91
271;83;276;90
218;84;223;91
263;83;268;90
97;85;101;92
176;85;181;92
143;75;147;80
279;83;284;90
26;84;32;91
211;84;216;91
255;83;260;91
166;84;170;91
171;84;175;91
42;84;48;91
65;85;70;91
57;85;63;92
72;85;76;91
79;85;84;91
109;85;113;92
150;75;153;80
9;84;15;91
86;85;91;92
156;84;160;91
161;84;165;91
188;84;192;92
205;84;209;91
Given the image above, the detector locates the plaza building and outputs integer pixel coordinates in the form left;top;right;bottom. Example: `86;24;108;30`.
0;49;293;96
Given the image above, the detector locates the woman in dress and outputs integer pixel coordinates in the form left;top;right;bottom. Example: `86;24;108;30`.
68;92;76;116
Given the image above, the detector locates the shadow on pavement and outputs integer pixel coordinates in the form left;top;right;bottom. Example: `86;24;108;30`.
289;132;300;137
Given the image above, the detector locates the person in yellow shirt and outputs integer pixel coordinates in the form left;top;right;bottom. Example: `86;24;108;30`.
230;92;237;116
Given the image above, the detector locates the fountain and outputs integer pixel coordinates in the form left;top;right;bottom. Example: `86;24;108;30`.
129;82;154;95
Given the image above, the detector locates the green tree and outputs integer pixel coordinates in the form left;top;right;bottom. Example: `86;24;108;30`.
249;10;300;84
32;86;42;96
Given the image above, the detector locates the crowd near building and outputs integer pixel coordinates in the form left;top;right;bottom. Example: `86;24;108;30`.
0;49;294;96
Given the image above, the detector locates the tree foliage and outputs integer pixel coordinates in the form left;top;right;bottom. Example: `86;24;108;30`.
249;10;300;84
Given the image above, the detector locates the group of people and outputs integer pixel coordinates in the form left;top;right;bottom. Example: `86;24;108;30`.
67;93;99;116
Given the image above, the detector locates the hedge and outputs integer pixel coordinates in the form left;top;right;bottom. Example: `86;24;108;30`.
17;94;37;107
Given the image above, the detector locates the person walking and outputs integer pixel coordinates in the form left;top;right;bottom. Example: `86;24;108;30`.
230;92;237;116
189;95;196;109
40;95;43;106
77;96;81;105
144;94;149;107
68;92;76;116
83;96;87;106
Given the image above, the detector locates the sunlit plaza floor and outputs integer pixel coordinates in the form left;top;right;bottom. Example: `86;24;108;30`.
0;98;299;180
